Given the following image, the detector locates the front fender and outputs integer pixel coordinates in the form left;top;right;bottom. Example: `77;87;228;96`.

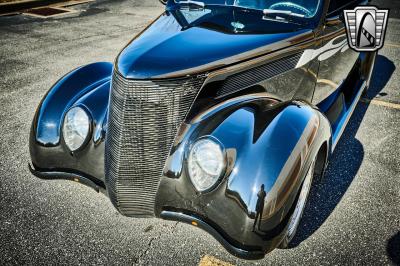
33;62;112;146
29;62;112;184
156;94;331;258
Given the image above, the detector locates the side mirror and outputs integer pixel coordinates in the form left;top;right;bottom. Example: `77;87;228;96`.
159;0;168;5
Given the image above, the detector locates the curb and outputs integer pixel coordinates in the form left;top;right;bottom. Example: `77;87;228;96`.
0;0;67;14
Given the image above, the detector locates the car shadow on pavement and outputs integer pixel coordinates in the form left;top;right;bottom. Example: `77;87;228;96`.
387;231;400;266
289;54;396;247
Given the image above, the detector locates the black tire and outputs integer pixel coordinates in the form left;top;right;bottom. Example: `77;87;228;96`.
159;0;168;5
278;159;315;249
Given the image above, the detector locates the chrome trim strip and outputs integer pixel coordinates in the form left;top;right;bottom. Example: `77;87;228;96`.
332;80;367;151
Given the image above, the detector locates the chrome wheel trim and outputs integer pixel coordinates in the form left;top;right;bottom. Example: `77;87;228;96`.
287;161;314;238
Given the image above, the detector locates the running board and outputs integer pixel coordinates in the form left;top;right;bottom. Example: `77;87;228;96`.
331;80;367;151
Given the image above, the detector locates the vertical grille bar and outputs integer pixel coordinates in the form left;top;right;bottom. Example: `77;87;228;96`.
105;71;205;217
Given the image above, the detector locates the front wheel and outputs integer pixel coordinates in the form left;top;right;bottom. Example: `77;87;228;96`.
279;159;315;248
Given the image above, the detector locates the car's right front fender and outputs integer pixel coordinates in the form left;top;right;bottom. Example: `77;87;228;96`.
29;62;113;187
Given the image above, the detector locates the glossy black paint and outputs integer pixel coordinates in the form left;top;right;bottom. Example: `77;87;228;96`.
116;7;314;79
29;163;106;194
33;62;112;146
29;0;376;259
30;62;112;181
155;96;331;254
160;210;265;260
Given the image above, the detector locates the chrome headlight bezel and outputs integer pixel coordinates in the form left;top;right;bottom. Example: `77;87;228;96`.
62;106;92;152
187;136;227;193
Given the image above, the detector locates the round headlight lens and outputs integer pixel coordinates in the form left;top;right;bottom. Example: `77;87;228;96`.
62;107;90;152
188;138;225;192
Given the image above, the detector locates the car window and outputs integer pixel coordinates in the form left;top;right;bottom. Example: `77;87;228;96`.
174;0;322;18
170;5;307;34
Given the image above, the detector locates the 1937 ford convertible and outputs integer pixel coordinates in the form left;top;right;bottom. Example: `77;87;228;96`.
29;0;377;259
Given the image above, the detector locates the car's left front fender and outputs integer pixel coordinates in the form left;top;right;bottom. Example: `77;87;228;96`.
155;95;331;258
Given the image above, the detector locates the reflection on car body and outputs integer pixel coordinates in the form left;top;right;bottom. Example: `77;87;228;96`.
29;0;376;259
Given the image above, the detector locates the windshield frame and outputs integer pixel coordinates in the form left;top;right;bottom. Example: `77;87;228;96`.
170;0;324;24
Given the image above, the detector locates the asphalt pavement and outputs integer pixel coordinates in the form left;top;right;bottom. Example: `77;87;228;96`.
0;0;399;265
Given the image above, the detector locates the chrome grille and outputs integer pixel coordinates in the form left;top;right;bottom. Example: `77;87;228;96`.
105;71;205;217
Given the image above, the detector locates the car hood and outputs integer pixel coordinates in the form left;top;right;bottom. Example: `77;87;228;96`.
116;8;313;79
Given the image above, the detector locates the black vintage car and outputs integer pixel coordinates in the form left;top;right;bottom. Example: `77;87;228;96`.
29;0;376;259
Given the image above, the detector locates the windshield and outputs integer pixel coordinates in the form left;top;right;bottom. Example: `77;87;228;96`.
173;0;321;18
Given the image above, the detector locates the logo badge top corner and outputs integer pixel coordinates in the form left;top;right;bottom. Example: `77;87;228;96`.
344;6;389;52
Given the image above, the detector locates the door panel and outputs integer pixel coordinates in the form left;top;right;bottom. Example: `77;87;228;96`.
313;17;360;105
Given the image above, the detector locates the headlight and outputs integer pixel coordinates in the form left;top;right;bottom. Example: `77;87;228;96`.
188;138;226;192
62;107;90;152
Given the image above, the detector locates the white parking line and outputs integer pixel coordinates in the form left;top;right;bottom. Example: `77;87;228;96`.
199;255;233;266
386;42;400;48
361;98;400;110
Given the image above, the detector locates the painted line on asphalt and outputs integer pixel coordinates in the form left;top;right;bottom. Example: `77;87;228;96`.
317;79;339;89
386;42;400;48
198;255;233;266
361;98;400;110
